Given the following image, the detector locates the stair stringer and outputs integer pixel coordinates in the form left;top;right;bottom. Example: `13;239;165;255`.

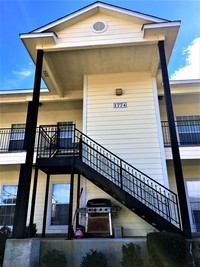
75;158;183;236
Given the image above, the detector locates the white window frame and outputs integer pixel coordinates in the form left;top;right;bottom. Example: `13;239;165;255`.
176;115;200;145
57;121;74;149
185;179;200;232
47;182;70;230
9;123;26;151
0;184;18;227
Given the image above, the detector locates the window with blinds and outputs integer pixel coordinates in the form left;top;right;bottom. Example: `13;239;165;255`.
0;185;18;226
176;115;200;145
9;123;25;151
57;121;73;149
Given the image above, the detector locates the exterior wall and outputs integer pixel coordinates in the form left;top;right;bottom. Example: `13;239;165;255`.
56;13;144;48
168;160;200;194
0;103;28;127
159;93;200;120
167;159;200;233
0;100;83;129
37;101;83;129
159;92;200;160
86;72;165;182
0;165;79;234
0;100;83;234
0;100;83;165
83;71;166;236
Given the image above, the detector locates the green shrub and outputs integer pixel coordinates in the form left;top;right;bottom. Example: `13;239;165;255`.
147;232;187;267
0;226;12;264
80;249;108;267
42;249;67;267
121;243;144;267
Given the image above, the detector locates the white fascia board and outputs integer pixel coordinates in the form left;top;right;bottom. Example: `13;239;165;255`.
20;32;57;43
0;88;49;95
0;152;26;165
170;79;200;85
32;2;168;33
97;2;168;23
143;21;181;31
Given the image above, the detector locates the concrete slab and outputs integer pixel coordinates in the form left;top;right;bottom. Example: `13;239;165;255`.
3;238;40;267
39;237;148;267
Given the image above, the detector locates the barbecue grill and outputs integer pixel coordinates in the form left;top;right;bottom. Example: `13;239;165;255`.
85;198;113;236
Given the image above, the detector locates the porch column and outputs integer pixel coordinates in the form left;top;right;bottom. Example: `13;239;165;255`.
76;174;81;226
68;168;75;239
29;166;39;237
13;50;44;238
158;41;191;239
42;174;50;238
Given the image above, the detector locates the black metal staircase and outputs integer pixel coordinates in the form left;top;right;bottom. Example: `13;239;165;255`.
37;124;183;235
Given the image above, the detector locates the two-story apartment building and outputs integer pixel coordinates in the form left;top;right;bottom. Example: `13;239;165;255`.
0;1;199;239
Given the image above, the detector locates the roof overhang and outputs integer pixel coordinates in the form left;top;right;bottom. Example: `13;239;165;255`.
19;2;180;98
143;21;181;61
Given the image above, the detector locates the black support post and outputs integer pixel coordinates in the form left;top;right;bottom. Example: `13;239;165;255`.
29;166;39;237
42;174;50;238
76;174;81;226
158;41;191;239
68;166;75;239
13;50;44;238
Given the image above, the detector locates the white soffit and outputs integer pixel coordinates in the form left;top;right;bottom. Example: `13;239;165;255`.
20;32;57;45
143;21;181;38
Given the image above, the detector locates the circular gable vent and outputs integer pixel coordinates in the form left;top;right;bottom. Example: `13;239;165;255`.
92;21;107;33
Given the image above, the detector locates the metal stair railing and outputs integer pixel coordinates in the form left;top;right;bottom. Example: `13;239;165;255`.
36;125;182;230
37;126;59;158
74;128;182;230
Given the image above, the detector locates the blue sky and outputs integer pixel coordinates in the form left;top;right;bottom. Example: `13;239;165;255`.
0;0;200;90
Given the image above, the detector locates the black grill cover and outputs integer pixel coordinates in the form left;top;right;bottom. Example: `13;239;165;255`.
87;198;112;207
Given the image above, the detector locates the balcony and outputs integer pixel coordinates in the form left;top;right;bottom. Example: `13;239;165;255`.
0;119;199;164
162;119;200;160
161;120;200;147
0;128;39;152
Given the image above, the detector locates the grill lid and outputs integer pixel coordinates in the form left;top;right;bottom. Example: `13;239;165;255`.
87;198;112;207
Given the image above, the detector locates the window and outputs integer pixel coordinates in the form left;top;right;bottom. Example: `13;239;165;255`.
50;183;70;227
0;185;18;226
57;122;73;149
9;124;25;151
176;115;200;145
186;180;200;232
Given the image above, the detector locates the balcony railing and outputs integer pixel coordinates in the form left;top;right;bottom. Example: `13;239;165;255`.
0;120;199;152
162;120;200;146
0;128;39;152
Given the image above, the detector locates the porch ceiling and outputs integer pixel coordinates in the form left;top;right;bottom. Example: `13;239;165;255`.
43;43;159;96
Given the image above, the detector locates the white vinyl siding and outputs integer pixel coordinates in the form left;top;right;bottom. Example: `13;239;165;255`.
86;72;164;182
56;14;145;48
84;72;165;236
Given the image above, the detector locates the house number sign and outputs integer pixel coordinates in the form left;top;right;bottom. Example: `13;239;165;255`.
113;102;127;108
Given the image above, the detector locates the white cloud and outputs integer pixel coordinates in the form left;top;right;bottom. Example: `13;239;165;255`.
12;70;33;78
2;63;35;89
170;38;200;80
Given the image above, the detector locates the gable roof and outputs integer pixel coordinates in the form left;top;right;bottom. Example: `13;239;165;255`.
31;1;170;33
19;1;181;97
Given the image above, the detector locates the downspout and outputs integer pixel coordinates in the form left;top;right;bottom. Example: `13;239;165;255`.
158;41;191;239
13;50;44;238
